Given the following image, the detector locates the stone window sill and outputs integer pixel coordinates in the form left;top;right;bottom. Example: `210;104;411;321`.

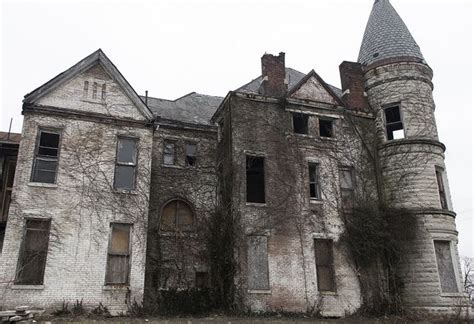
11;285;44;290
103;285;129;291
440;292;465;297
161;164;183;169
320;136;336;141
28;182;57;188
246;202;267;208
310;199;323;204
320;291;338;296
114;189;138;195
248;289;271;294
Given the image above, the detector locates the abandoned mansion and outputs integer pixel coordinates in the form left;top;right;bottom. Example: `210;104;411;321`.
0;0;466;316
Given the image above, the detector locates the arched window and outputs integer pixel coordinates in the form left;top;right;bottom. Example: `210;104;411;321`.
160;199;194;232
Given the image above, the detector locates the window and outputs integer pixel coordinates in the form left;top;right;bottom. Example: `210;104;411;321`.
195;271;209;289
218;119;224;142
293;113;309;134
384;105;404;140
160;199;194;232
339;167;354;210
185;143;197;167
83;81;89;98
163;141;175;165
434;240;458;293
31;130;61;184
1;157;16;221
319;119;333;138
309;163;321;200
247;236;269;290
114;138;137;190
15;219;51;285
101;83;107;101
92;82;98;99
314;239;336;292
246;156;265;203
105;223;131;285
435;167;448;209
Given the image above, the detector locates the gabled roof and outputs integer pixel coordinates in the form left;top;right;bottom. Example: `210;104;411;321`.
23;49;154;121
143;92;223;126
358;0;425;67
287;69;345;106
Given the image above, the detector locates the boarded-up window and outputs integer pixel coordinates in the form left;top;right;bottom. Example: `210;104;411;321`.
247;236;269;290
163;141;175;165
31;130;61;184
246;156;265;203
435;168;448;209
114;137;137;190
293;113;308;134
160;199;194;232
105;223;131;285
309;163;321;199
434;240;458;293
314;239;336;292
384;105;404;140
185;143;197;167
339;167;354;210
15;219;51;285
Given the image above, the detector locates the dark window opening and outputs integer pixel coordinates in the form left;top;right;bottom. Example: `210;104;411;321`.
195;271;209;289
114;138;137;190
314;239;336;292
319;119;333;138
1;157;16;222
0;222;6;253
160;199;194;232
92;82;98;99
339;167;354;210
436;168;448;209
105;223;131;285
185;143;197;167
31;130;60;184
15;219;51;285
293;113;309;134
83;81;89;98
309;163;321;199
163;142;175;165
101;83;107;100
246;156;265;203
384;105;404;140
434;240;458;293
248;235;269;290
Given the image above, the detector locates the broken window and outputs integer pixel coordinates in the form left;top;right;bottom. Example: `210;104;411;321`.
160;199;194;232
15;219;51;285
435;167;448;209
246;155;265;203
339;167;354;210
434;240;458;293
105;223;131;285
163;141;175;165
195;271;209;289
101;83;107;101
293;113;309;135
92;82;98;99
83;81;89;98
114;137;137;190
31;129;61;184
314;239;336;292
247;235;269;290
185;143;197;167
319;119;333;138
309;163;321;200
384;105;404;140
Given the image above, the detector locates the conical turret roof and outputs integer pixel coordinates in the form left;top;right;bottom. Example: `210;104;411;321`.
358;0;425;67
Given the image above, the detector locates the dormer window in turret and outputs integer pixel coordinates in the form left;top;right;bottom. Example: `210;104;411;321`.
384;104;404;140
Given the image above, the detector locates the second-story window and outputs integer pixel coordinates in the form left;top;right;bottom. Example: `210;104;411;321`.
319;119;333;138
163;142;175;165
309;163;321;200
31;129;61;184
435;167;448;209
185;143;197;167
339;167;354;210
293;113;309;135
246;155;265;203
114;138;137;190
384;105;404;140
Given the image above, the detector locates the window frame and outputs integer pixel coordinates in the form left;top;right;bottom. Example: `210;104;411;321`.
105;223;132;286
435;166;448;210
383;104;405;140
292;113;309;135
339;166;355;211
163;141;176;166
433;240;460;294
15;218;51;285
319;118;334;138
30;128;62;184
246;155;266;204
113;136;138;191
185;142;198;167
159;198;195;232
308;163;321;200
314;238;336;293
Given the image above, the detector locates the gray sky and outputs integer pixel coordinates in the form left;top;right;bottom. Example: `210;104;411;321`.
1;0;473;257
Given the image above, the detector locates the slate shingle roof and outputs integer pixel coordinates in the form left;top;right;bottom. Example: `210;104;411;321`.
358;0;425;66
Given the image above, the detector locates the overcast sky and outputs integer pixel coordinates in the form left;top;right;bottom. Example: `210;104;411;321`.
1;0;473;257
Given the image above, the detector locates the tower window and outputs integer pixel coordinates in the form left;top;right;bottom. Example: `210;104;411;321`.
435;167;448;209
319;119;333;138
384;105;404;140
433;240;458;293
293;113;308;134
246;155;265;203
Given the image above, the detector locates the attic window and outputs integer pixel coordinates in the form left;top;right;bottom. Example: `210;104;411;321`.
319;119;333;138
92;82;98;99
101;84;107;100
384;105;404;140
83;81;89;98
293;113;308;134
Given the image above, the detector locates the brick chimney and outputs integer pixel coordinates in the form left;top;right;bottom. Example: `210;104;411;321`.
259;52;287;97
339;61;368;110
